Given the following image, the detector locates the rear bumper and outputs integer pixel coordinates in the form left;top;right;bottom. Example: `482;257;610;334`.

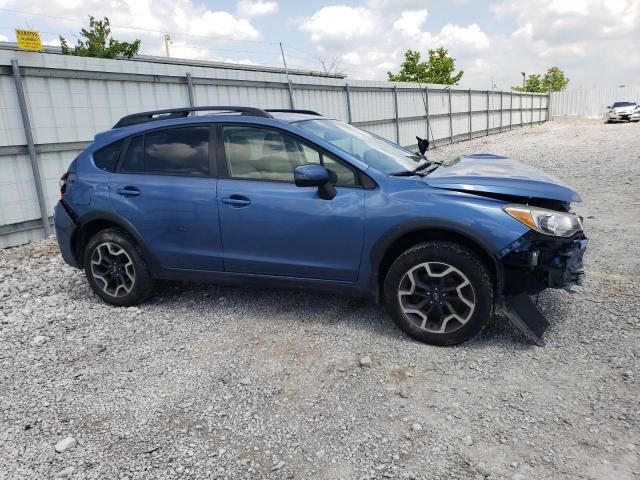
54;201;79;268
500;231;587;295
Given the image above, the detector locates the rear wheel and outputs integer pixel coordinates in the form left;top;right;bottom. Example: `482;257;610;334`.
384;241;493;346
83;228;154;306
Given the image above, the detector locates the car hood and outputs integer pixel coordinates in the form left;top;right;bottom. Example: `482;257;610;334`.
425;153;581;202
612;106;636;112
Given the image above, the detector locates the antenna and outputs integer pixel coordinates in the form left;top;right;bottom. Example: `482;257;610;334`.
280;42;295;108
414;76;437;150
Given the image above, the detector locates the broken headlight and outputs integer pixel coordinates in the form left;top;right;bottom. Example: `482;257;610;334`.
503;205;583;237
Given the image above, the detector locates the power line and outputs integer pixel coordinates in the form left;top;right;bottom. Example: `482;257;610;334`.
0;7;282;45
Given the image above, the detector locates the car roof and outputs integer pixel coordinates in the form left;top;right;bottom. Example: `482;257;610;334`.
92;110;330;149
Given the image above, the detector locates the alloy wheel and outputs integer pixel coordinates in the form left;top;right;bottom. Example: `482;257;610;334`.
90;242;136;298
397;262;475;334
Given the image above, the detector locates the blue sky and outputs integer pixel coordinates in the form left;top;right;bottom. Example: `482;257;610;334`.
0;0;638;89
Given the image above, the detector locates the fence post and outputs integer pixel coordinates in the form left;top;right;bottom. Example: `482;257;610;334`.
499;91;503;132
11;58;51;238
468;89;472;140
448;88;453;144
520;93;523;128
530;94;534;127
393;85;400;144
547;88;552;122
486;90;490;136
345;83;352;124
185;72;195;112
424;86;430;144
539;95;543;125
509;92;513;130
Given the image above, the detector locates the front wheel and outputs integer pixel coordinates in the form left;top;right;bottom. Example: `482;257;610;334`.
83;228;154;306
384;241;494;346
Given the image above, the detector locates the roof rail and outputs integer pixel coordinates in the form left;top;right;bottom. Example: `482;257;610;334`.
113;106;273;129
266;109;322;116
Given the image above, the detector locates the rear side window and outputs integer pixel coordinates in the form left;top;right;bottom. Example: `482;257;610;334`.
93;140;123;172
120;136;144;173
119;127;210;177
145;127;209;176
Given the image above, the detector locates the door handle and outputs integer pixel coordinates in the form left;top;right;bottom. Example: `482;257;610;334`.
221;195;251;207
116;186;141;197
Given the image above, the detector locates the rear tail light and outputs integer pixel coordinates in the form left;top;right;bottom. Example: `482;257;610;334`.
59;172;69;197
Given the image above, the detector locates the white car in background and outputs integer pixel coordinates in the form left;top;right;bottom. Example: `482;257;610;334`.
606;101;640;122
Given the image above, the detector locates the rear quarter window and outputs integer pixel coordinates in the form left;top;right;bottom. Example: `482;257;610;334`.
92;140;124;172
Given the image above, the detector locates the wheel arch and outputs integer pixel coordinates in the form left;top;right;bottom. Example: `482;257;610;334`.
72;211;157;269
370;221;504;303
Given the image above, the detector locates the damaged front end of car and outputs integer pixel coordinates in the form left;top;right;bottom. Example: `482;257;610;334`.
496;205;587;345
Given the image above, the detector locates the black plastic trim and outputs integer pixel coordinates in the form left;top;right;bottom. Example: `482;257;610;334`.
113;106;273;128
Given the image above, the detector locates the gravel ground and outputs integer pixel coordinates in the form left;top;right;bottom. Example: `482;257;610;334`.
1;119;639;480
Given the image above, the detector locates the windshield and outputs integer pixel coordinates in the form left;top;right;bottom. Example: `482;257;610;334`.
612;102;635;107
296;119;426;174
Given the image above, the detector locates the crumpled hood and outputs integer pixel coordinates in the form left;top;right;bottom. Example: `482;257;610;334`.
426;153;581;202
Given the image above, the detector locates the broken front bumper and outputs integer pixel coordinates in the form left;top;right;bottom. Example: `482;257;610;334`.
496;231;587;345
500;230;587;296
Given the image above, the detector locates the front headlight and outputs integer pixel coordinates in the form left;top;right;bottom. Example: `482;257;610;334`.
504;205;583;237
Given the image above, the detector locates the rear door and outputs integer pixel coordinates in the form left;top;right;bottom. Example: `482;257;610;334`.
216;124;365;281
109;125;224;271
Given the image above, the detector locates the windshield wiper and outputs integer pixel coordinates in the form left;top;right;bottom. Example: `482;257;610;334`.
390;160;438;177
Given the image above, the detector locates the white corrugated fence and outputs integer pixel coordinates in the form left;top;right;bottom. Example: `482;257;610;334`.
551;86;640;119
0;46;549;248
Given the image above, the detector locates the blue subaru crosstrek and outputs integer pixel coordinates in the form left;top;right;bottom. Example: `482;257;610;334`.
54;106;587;345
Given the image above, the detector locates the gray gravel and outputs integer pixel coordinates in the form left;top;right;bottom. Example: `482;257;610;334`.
1;119;639;480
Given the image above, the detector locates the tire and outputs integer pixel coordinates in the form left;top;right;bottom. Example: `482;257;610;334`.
83;228;154;306
383;241;493;346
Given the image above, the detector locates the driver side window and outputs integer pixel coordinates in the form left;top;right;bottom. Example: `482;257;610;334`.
222;126;357;187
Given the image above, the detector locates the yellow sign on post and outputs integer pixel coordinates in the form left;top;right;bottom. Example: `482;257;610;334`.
15;29;43;51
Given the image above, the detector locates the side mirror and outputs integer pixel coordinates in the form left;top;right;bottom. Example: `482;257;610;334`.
294;164;336;200
606;105;611;109
416;136;430;155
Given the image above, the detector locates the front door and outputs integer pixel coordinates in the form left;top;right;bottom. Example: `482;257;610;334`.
217;125;365;281
109;125;223;271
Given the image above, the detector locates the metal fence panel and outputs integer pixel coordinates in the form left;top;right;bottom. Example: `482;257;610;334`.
551;85;640;119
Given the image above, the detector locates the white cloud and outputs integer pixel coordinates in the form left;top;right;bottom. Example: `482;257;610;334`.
468;58;491;74
300;6;379;43
299;4;491;81
341;51;362;65
0;34;8;42
435;23;489;49
487;0;639;87
1;0;268;64
512;22;533;40
393;10;428;37
43;38;61;47
548;0;590;15
237;0;279;17
190;11;259;40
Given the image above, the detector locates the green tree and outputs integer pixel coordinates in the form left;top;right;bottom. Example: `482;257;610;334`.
542;66;569;92
513;67;569;92
59;16;141;59
513;73;544;92
388;48;464;85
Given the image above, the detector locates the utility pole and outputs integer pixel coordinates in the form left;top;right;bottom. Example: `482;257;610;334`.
164;34;171;58
521;72;526;92
279;42;295;108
